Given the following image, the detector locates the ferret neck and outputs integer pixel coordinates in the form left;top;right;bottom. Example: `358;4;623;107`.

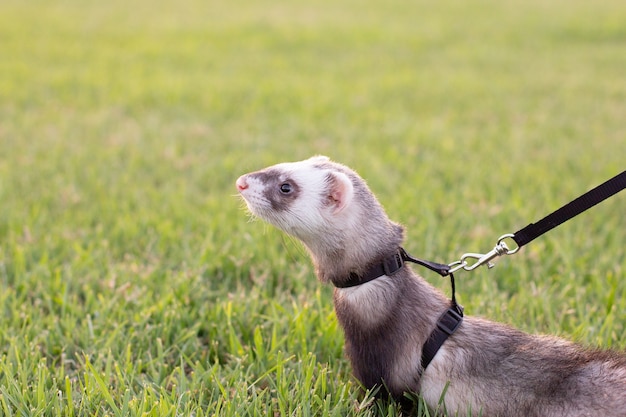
333;247;465;375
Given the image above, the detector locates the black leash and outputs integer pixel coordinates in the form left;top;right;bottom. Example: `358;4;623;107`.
449;169;626;273
512;170;626;248
336;169;625;375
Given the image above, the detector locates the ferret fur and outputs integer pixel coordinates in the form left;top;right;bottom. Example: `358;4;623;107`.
236;155;626;417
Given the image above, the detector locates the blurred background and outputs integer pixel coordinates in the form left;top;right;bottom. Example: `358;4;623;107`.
0;0;624;414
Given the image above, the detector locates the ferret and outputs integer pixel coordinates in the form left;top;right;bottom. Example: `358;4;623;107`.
236;155;626;417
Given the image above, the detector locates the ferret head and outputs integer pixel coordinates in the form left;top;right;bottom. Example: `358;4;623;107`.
236;156;404;283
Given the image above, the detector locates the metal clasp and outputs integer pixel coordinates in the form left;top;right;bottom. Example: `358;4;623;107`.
448;234;520;273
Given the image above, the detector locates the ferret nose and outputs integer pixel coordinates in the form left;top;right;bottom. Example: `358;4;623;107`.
236;176;249;191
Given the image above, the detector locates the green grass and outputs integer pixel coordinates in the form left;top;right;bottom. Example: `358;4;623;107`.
1;0;625;415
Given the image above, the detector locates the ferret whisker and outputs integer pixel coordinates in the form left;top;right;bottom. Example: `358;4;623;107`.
280;233;308;263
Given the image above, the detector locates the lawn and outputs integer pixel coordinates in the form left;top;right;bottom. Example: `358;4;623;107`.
0;0;625;415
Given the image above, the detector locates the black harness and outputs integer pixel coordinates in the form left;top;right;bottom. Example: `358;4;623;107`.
335;248;462;373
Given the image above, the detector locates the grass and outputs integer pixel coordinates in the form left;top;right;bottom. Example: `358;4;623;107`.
0;0;625;415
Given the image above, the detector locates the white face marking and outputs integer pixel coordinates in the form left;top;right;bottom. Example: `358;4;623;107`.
237;158;356;246
237;162;324;236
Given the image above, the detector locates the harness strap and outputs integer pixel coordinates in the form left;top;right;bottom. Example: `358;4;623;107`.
421;302;464;372
336;250;405;288
335;248;450;289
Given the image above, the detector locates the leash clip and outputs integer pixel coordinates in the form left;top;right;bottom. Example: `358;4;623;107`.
449;234;519;273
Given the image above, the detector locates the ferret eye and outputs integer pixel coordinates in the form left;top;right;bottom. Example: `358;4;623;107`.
279;183;293;194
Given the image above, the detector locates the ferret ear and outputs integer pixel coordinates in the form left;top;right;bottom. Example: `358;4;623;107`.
308;155;330;163
327;171;353;214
